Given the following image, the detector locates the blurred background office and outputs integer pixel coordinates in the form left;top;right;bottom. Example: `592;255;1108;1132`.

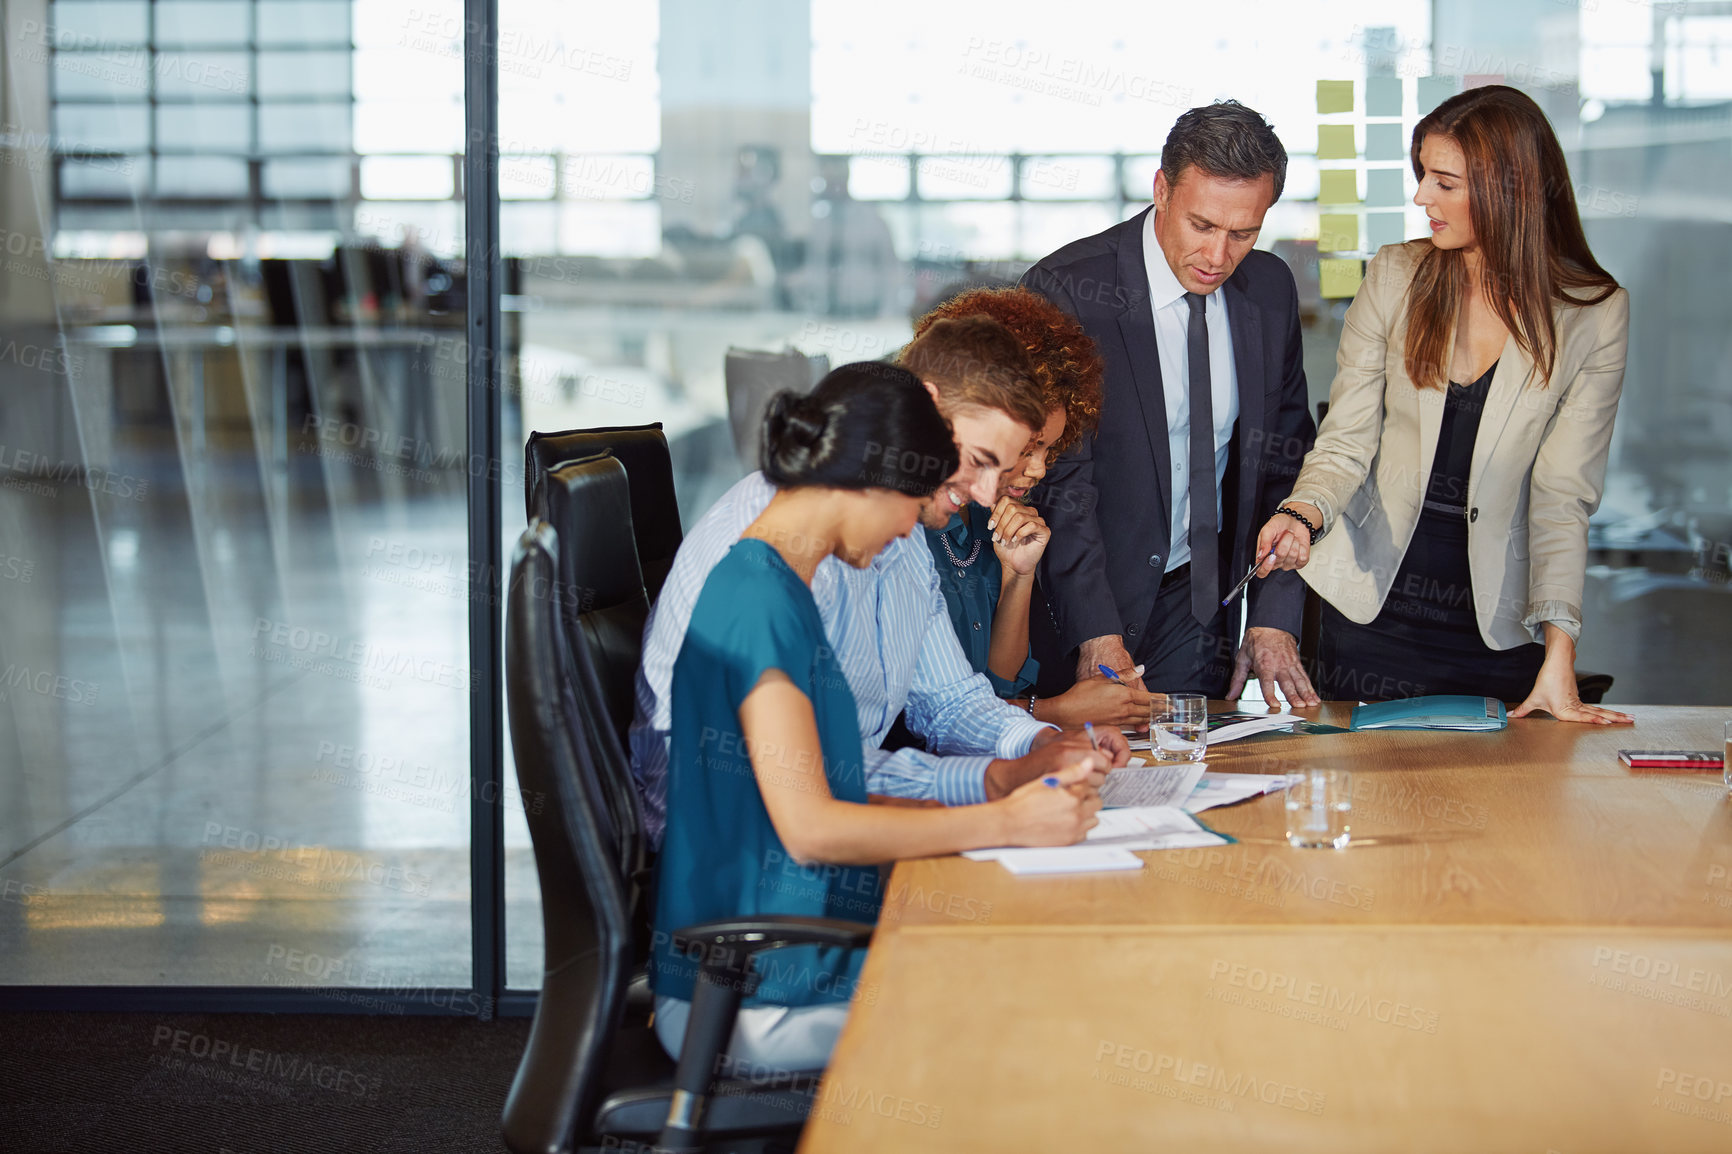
1;0;1728;999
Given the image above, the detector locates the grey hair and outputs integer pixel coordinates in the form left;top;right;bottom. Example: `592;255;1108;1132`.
1159;100;1288;203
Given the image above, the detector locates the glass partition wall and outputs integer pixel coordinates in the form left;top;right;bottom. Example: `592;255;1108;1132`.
0;0;476;1003
3;0;1728;1003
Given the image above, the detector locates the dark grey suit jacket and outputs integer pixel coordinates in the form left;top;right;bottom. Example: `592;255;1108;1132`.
1021;207;1316;671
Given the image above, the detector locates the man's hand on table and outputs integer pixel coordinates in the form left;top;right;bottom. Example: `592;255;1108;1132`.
1075;635;1147;692
1226;626;1320;708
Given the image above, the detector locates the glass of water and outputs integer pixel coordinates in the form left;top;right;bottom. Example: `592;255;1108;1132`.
1285;768;1353;849
1724;721;1731;794
1151;693;1207;763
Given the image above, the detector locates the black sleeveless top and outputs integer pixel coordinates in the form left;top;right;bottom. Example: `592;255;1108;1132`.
1371;360;1497;648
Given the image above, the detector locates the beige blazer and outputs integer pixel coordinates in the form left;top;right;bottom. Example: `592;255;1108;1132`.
1288;240;1629;650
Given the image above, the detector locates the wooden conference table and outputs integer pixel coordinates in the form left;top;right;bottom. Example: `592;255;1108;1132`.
798;704;1732;1154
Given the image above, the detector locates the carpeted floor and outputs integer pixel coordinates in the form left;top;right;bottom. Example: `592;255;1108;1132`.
0;1011;532;1153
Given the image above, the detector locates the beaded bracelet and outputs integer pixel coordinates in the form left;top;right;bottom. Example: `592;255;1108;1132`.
1276;504;1321;545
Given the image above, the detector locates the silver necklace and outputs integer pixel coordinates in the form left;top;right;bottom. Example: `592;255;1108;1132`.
938;529;982;573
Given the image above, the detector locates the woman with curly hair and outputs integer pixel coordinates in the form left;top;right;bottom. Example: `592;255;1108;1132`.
910;287;1152;729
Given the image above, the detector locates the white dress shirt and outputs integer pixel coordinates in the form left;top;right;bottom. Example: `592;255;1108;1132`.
1142;209;1239;572
628;471;1055;847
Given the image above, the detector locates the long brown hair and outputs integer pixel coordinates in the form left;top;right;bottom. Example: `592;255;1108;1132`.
1404;85;1618;389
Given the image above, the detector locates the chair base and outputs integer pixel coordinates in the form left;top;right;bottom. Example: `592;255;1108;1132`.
589;1026;818;1143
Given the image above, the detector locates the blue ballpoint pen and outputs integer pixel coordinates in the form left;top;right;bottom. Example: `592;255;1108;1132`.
1083;721;1099;750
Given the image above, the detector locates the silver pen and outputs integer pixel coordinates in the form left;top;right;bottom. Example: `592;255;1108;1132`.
1220;550;1277;607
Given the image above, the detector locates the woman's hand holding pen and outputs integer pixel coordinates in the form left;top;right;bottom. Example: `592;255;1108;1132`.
1037;671;1152;730
987;496;1050;575
998;759;1102;846
1254;500;1324;575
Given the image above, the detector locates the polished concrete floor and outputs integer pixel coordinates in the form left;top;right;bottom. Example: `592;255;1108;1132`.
1;415;1727;994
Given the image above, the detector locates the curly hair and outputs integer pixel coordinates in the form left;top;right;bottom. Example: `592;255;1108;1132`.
912;287;1104;458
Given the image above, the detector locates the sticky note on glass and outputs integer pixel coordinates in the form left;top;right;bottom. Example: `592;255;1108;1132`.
1317;124;1356;159
1365;77;1402;117
1365;168;1405;207
1417;75;1458;115
1366;123;1405;161
1319;214;1359;253
1318;170;1358;204
1316;80;1353;114
1319;258;1364;298
1367;211;1406;251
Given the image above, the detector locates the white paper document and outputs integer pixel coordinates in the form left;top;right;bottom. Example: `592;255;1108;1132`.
1205;714;1300;744
1082;805;1229;851
964;804;1228;872
1100;762;1206;808
994;847;1145;875
1183;772;1289;813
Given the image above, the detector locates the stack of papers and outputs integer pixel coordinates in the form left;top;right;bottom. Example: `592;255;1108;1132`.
1184;772;1288;813
1103;763;1288;813
1207;713;1302;743
1101;762;1205;807
966;805;1228;874
1124;712;1298;751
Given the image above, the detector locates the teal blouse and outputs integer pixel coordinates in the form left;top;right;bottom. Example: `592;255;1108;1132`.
924;504;1038;698
652;538;880;1007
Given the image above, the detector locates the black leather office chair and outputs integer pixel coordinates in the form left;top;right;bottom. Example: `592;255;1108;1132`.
538;453;650;929
541;455;650;749
1575;672;1614;705
525;424;683;599
501;525;871;1154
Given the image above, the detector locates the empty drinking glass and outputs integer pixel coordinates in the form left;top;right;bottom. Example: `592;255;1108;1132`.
1285;768;1353;849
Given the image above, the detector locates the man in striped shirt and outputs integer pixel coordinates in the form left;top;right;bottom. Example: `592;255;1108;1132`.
629;318;1130;846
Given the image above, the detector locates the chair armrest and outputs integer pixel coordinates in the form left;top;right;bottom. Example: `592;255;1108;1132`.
655;916;872;1153
670;915;873;975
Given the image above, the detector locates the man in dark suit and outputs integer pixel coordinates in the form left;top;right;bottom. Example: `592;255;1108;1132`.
1021;101;1320;705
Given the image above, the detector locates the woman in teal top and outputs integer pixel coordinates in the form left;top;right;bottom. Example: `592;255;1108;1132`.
654;362;1105;1071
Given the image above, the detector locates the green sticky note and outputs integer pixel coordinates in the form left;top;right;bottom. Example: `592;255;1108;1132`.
1318;213;1359;253
1365;77;1402;117
1318;170;1359;204
1366;211;1406;251
1417;75;1458;115
1316;79;1354;114
1366;123;1405;161
1319;258;1364;299
1316;124;1356;159
1365;168;1405;207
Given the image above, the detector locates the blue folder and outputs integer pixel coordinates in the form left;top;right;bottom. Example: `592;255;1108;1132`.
1348;695;1508;732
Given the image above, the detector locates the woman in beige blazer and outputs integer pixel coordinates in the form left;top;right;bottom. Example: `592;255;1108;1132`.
1254;85;1633;725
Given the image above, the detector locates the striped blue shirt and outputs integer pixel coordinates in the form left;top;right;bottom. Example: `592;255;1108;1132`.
628;471;1055;847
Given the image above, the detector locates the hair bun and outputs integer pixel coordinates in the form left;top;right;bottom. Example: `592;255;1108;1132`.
761;391;829;482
